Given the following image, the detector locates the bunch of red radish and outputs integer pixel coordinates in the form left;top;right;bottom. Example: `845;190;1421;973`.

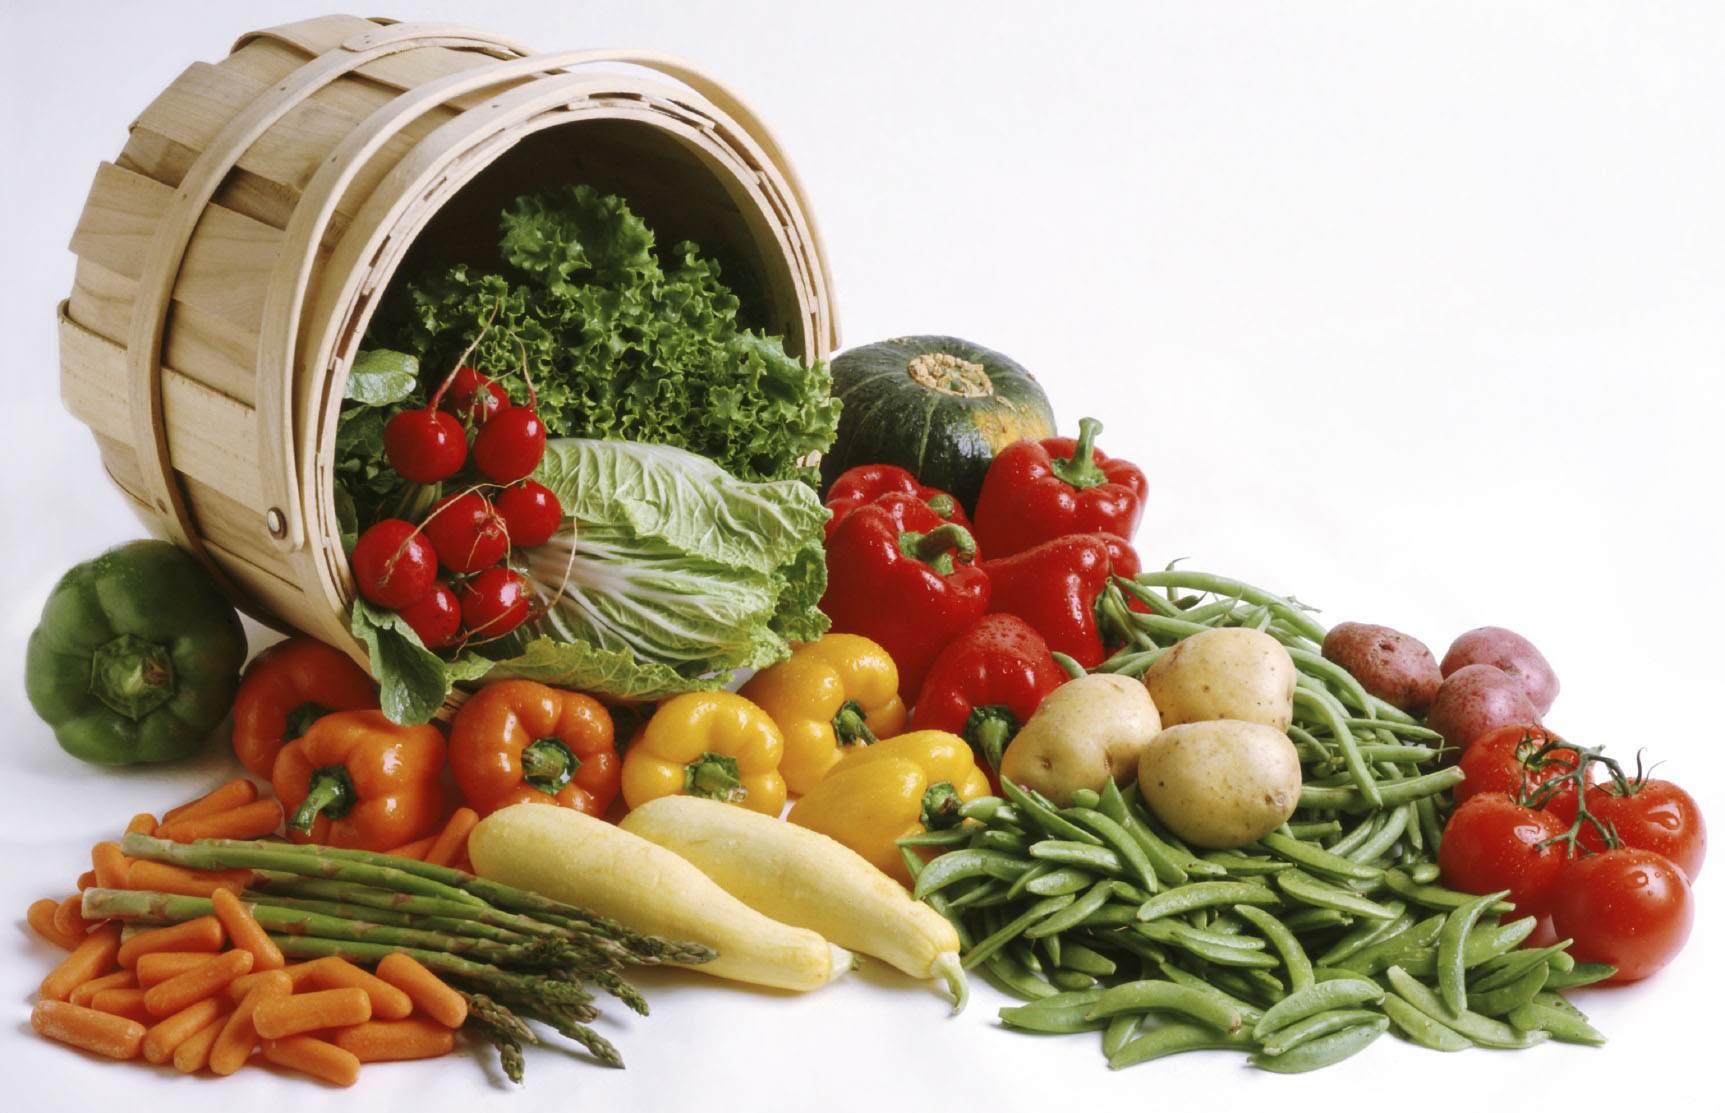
349;365;561;649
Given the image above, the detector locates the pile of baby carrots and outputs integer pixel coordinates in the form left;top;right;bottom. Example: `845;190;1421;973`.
26;779;472;1086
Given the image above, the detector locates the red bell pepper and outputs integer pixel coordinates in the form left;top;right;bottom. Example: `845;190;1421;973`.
971;417;1148;558
823;463;971;541
821;492;991;700
980;532;1142;670
911;614;1067;776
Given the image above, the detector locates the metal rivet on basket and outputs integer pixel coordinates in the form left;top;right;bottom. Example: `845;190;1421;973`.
266;508;287;539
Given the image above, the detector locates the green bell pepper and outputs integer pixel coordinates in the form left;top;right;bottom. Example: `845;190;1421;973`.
25;539;249;765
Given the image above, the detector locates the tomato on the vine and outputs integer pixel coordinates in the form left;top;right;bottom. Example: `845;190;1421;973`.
1453;724;1586;806
350;519;437;609
1547;848;1694;984
1578;778;1707;881
1437;794;1569;917
421;492;510;575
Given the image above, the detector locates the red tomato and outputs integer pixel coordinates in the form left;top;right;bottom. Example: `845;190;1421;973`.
1438;794;1570;918
1453;725;1585;806
1547;848;1694;984
1578;779;1707;881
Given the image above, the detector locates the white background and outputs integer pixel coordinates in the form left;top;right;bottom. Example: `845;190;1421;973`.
3;1;1721;1109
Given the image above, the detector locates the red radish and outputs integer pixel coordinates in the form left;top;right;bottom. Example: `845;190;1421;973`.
396;581;462;649
384;408;467;484
438;366;507;428
421;492;510;575
459;567;532;638
472;406;547;484
496;480;563;547
350;519;437;609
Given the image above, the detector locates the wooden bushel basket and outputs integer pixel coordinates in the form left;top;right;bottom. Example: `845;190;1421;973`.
58;14;838;663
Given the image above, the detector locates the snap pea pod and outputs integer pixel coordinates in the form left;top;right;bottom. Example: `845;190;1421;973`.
1107;1021;1252;1070
998;988;1107;1034
1085;978;1247;1034
1437;889;1508;1015
1384;965;1549;1050
1249;1016;1388;1073
1381;992;1473;1052
1257;1008;1383;1057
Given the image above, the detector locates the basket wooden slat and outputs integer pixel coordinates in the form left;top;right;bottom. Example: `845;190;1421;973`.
59;14;837;671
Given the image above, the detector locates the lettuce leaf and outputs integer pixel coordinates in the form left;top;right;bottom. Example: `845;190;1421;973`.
352;439;830;720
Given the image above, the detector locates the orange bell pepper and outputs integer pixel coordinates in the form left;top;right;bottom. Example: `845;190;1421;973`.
620;691;787;817
230;637;379;779
271;710;447;851
447;679;621;817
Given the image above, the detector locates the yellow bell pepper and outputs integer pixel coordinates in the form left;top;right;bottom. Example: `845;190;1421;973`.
786;729;991;886
738;633;908;795
621;691;788;817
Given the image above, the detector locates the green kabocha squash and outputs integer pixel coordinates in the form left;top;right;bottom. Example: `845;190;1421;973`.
821;336;1057;513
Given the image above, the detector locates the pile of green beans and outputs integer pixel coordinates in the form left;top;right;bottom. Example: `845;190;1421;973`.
898;568;1612;1073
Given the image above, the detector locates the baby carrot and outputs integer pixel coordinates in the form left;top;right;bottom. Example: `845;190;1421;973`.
162;777;258;824
306;956;414;1020
229;961;319;1003
27;897;84;949
154;799;284;843
424;807;479;868
144;947;255;1017
32;999;146;1060
116;914;224;968
89;987;155;1025
329;1016;457;1062
382;834;436;860
211;888;285;971
253;986;372;1040
126;859;253;898
40;922;121;1001
142;996;228;1065
125;812;159;837
208;969;293;1076
261;1034;362;1088
53;893;94;941
69;969;137;1007
376;951;467;1028
136;950;225;986
91;841;131;890
76;869;98;891
172;1011;230;1073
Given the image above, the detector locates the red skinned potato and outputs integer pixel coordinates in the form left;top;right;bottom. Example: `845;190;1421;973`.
1426;663;1541;758
1440;626;1559;716
1320;621;1442;715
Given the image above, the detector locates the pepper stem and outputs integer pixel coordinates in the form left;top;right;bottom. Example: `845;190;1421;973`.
283;701;329;745
521;738;579;795
1049;417;1109;490
900;523;978;576
683;752;747;804
831;700;878;747
926;493;959;521
920;781;963;830
88;634;177;721
962;705;1020;773
289;765;357;833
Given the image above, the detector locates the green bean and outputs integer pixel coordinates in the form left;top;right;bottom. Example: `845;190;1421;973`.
1252;976;1385;1041
1466;961;1548;1017
1128;569;1328;645
1316;902;1410;965
1064;805;1161;893
1437;889;1506;1015
1381;869;1513;913
912;848;1032;900
1022;865;1099;897
1507;1001;1606;1045
998;988;1107;1033
1294;683;1383;809
962;894;1077;970
1029;840;1126;874
1232;903;1315;992
1344;804;1414;865
1341;718;1442;742
1249;1016;1388;1073
1086;978;1246;1034
1381;993;1473;1052
1107;1021;1251;1069
1257;1008;1383;1056
1257;831;1383;883
1026;880;1117;939
1135;880;1279;922
1277;869;1399;920
1384;965;1549;1050
1000;779;1103;845
1300;767;1464;813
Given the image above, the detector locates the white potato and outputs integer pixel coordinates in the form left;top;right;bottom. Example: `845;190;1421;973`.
1136;720;1302;850
1142;627;1296;730
998;673;1162;805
